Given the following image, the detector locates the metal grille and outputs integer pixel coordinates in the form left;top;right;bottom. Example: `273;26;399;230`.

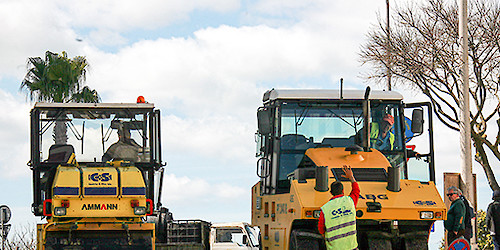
331;168;387;182
159;220;211;250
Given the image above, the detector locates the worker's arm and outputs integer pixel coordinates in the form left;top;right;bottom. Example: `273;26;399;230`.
318;210;325;235
349;182;360;207
342;165;360;207
485;203;493;231
452;202;465;233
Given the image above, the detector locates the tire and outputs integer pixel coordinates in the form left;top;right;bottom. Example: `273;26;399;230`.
367;238;392;250
289;229;325;250
404;237;428;250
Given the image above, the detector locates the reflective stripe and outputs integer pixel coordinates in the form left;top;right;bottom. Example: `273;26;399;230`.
122;187;146;195
53;187;79;195
326;230;357;242
326;220;356;232
84;187;117;196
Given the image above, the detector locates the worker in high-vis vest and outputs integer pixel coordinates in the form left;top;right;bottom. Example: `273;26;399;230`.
370;114;395;151
318;165;360;250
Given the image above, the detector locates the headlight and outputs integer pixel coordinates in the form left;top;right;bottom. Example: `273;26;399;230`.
54;207;66;216
420;211;434;219
134;206;146;215
313;210;322;218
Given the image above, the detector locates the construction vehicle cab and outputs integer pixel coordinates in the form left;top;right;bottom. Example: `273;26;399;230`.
252;89;446;249
30;102;164;249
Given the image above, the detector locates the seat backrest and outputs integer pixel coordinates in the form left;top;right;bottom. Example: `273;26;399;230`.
281;134;308;150
47;144;75;163
321;137;355;148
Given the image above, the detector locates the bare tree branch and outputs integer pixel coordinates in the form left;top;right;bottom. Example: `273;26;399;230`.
361;0;500;191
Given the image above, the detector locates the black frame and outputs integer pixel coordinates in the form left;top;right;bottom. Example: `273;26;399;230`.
30;104;163;216
256;99;437;195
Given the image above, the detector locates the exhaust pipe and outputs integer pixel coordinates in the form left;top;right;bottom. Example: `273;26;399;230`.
363;87;371;152
315;166;329;192
387;166;401;192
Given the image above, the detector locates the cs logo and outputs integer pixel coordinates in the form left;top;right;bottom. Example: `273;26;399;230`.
331;206;353;219
89;173;112;182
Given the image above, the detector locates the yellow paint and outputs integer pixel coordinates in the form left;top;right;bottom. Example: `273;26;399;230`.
252;148;447;250
37;218;155;250
119;166;147;194
42;160;154;249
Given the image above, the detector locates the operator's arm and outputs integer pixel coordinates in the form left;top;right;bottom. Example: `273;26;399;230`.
102;153;112;162
102;143;117;162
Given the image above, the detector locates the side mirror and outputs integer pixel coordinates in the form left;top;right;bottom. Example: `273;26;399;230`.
257;108;272;135
411;109;424;134
242;235;248;245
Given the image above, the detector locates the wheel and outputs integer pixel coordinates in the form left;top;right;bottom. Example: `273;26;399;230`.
367;238;392;250
289;229;325;250
365;232;392;250
404;237;428;250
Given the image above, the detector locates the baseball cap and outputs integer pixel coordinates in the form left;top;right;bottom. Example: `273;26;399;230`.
382;114;394;126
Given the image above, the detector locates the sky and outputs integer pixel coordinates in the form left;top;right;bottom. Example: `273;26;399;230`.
0;0;498;248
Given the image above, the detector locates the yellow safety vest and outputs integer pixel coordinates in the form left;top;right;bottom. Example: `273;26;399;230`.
321;196;357;250
370;123;395;150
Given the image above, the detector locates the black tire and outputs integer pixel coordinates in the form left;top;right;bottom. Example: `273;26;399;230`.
289;229;325;250
367;238;392;250
404;237;428;250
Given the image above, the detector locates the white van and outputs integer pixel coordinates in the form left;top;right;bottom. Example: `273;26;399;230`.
210;222;260;250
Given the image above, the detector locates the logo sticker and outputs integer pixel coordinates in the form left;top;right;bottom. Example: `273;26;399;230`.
331;206;353;219
82;204;118;210
89;173;112;182
413;200;436;206
359;194;388;200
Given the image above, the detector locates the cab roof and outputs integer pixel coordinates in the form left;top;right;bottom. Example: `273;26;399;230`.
33;102;155;109
32;102;156;119
263;89;403;102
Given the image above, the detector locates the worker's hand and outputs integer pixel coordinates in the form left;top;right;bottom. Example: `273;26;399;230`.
454;231;458;235
341;165;356;183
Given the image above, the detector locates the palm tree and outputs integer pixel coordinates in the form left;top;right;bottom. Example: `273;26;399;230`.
21;51;101;144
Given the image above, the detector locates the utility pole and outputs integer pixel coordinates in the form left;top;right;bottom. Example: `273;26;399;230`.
458;0;475;247
0;205;11;250
386;0;391;91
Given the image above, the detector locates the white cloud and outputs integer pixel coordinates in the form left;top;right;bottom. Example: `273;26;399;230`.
52;0;240;46
0;1;83;78
162;173;246;203
83;20;371;108
59;0;240;32
160;173;250;222
0;0;241;77
83;20;382;165
0;91;31;178
164;114;255;164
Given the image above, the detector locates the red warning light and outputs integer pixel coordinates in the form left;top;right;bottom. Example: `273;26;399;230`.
137;96;146;103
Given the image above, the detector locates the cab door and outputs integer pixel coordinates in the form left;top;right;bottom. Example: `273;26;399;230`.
403;102;436;182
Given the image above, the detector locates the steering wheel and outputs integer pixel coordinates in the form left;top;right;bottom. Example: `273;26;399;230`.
371;137;392;151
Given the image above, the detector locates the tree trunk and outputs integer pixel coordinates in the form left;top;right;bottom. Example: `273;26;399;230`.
472;134;500;191
53;119;68;145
